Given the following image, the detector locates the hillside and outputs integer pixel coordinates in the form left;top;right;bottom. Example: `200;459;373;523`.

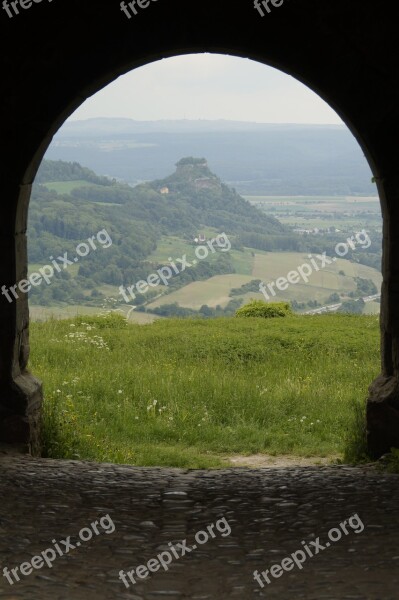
29;158;288;306
47;119;376;195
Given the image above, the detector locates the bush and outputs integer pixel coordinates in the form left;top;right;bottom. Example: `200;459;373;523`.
235;300;293;319
74;313;128;329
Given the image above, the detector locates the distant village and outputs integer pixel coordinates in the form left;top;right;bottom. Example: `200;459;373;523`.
293;227;341;235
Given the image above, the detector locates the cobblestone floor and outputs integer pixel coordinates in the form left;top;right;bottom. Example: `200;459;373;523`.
0;455;398;600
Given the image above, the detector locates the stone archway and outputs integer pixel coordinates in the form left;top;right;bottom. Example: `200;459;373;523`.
0;0;398;456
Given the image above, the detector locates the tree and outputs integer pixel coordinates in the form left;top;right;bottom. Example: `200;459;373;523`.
338;299;365;314
235;300;293;318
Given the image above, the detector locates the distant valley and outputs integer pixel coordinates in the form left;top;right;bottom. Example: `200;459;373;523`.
29;155;382;321
46;118;377;196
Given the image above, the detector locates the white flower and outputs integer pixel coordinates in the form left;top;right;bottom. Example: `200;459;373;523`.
118;390;123;394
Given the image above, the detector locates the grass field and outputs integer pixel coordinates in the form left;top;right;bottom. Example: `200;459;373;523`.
43;180;97;195
29;304;161;324
244;195;382;229
147;274;254;309
30;313;380;469
146;252;382;310
363;301;381;315
148;235;254;275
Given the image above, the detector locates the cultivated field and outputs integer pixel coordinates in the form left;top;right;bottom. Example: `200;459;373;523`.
146;251;382;310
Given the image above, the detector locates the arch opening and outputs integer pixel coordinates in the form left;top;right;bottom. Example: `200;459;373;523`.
1;4;398;460
17;53;385;467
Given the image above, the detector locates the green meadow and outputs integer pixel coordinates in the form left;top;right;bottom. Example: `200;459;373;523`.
29;312;380;469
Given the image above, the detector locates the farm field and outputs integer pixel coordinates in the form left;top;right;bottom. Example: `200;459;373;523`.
147;274;254;310
244;195;382;230
146;251;382;310
148;235;254;275
30;304;161;324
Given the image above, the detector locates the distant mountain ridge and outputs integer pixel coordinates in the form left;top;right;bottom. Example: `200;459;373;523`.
45;118;376;196
57;118;345;136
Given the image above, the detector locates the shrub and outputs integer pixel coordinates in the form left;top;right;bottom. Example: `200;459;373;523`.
235;300;293;319
74;313;128;329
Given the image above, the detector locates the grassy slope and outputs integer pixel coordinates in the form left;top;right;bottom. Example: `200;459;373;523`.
30;313;379;469
145;251;382;310
42;180;96;194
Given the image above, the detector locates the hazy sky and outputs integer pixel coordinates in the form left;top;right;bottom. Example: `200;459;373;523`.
69;54;343;125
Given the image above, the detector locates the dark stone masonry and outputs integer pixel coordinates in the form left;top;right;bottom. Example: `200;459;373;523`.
0;1;399;597
0;0;398;456
1;455;399;599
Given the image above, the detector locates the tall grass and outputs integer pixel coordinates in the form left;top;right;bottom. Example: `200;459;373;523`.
29;313;380;468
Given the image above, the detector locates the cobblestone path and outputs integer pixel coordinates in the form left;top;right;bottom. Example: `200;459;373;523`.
0;455;398;599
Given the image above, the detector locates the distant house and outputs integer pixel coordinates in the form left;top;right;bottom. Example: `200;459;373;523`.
159;186;169;194
293;228;318;235
194;233;206;244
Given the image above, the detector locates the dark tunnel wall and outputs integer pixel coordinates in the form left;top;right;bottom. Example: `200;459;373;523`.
0;0;398;455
